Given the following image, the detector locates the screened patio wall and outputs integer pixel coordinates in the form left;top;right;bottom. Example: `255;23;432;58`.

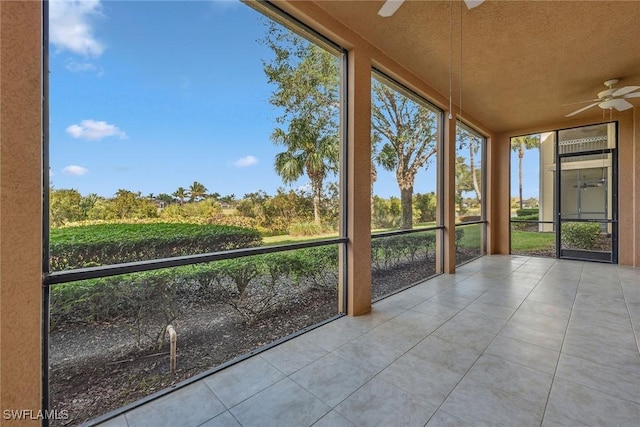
2;0;640;421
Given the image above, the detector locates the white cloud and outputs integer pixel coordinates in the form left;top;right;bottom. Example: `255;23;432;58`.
233;155;258;168
66;119;127;140
63;165;89;176
65;59;103;75
50;0;105;57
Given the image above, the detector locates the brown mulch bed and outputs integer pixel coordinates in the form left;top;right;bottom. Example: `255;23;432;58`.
50;286;338;426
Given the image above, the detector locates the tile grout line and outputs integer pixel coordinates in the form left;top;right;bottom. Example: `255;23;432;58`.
318;260;502;425
538;260;585;427
422;256;549;426
617;266;640;357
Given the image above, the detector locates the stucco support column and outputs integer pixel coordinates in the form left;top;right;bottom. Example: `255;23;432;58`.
0;0;44;423
488;133;511;255
616;111;635;266
443;115;457;273
344;46;372;315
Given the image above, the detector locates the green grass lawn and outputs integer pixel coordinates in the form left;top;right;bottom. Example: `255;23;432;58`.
456;223;481;249
511;230;555;251
264;225;555;254
262;232;339;246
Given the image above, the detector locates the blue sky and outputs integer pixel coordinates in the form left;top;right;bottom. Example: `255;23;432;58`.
49;0;535;200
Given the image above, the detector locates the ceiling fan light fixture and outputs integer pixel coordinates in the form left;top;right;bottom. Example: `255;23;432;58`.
597;88;616;99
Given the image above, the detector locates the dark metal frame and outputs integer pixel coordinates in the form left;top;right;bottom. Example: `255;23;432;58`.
507;123;618;263
42;0;51;418
371;225;444;239
369;69;446;273
42;1;350;424
44;238;347;286
371;226;446;303
454;121;488;265
555;137;618;263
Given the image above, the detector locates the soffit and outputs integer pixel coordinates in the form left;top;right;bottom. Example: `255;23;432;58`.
311;0;640;134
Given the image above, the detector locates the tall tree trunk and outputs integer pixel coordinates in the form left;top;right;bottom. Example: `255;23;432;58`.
313;198;321;227
400;186;413;229
469;143;481;204
312;178;322;227
518;149;524;210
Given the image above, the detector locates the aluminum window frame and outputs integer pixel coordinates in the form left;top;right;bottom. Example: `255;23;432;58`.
454;120;487;264
370;69;446;281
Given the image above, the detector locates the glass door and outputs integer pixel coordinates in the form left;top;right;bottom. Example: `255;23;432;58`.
556;124;617;262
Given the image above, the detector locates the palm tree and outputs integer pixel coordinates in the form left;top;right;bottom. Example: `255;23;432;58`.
172;187;187;206
273;130;338;226
188;181;208;202
510;135;541;210
263;24;340;227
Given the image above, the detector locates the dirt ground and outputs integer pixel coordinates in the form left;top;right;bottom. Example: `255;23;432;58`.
49;253;478;426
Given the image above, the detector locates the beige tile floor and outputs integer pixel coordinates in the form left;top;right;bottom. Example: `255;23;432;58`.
94;255;640;427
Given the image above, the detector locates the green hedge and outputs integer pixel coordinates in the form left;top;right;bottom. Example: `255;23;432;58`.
371;232;437;271
561;222;601;250
511;214;539;231
50;245;339;329
516;208;539;217
50;223;262;271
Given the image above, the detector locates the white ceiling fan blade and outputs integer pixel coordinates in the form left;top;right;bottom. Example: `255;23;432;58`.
562;98;600;106
599;98;633;112
378;0;405;17
464;0;485;9
624;91;640;99
612;85;640;97
566;102;599;117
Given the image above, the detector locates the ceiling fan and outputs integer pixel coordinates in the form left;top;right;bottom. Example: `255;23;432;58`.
378;0;484;17
574;178;606;189
565;79;640;117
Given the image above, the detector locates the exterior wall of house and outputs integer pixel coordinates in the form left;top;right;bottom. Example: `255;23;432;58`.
0;1;44;423
539;132;555;232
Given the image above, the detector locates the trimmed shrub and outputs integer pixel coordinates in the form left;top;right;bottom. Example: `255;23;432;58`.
50;223;262;270
50;269;183;348
50;244;340;336
561;222;601;250
371;232;437;271
511;214;539;231
516;208;539;217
